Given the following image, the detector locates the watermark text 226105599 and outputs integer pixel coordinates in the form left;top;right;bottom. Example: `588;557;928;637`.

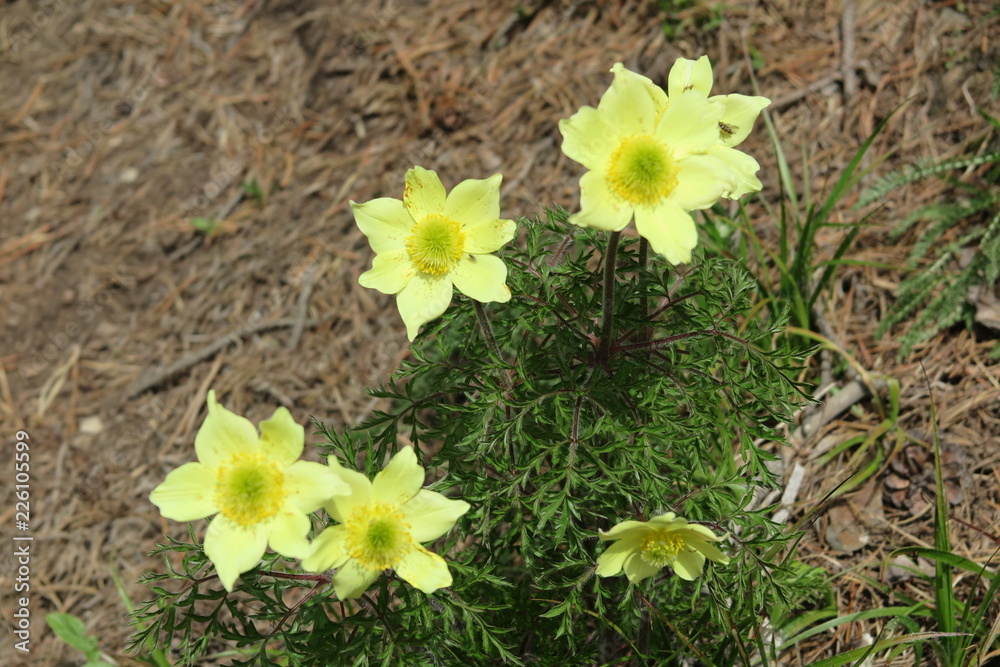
12;430;32;653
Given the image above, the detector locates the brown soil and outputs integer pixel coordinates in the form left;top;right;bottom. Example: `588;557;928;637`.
1;0;998;664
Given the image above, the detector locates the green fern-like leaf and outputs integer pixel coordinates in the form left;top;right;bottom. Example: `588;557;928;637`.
868;138;1000;356
857;150;1000;209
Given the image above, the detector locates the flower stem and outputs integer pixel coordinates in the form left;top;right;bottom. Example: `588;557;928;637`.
472;300;513;398
472;300;503;361
638;237;650;344
596;231;621;364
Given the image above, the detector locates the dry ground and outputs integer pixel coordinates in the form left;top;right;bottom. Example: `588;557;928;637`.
1;0;999;664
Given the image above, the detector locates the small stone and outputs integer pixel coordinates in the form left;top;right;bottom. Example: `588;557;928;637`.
80;415;104;434
887;556;912;582
120;167;139;183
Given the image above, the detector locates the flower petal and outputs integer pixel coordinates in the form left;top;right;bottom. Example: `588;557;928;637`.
654;91;723;156
667;55;713;98
463;217;517;254
598;519;651;542
672;154;735;210
645;512;679;527
332;560;381;600
395;273;453;341
149;462;218;521
359;248;416;295
258;407;303;467
678;522;721;541
402;489;470;543
194;391;259;467
716;94;770;147
285;460;350;513
670;550;707;581
404;166;447;220
204;517;268;592
450;254;511;304
707;145;762;199
352;198;412;253
569;169;632;232
634;200;698;265
444;173;502;227
324;459;372;523
559;106;619;170
266;510;312;560
394;544;453;594
598;63;661;135
595;535;643;577
622;551;661;583
301;524;350;572
686;537;730;565
372;447;425;507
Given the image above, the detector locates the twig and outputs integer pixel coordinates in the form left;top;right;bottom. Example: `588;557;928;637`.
811;304;860;384
840;0;858;105
793;378;879;443
126;314;335;398
770;73;842;111
286;261;325;351
771;461;806;524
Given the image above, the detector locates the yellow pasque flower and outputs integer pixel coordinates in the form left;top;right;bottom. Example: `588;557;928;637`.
559;61;768;264
149;391;349;591
596;512;729;582
665;56;770;198
302;447;470;600
353;166;517;340
559;63;734;264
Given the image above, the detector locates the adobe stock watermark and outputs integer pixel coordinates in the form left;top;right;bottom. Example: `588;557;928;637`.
177;107;296;219
11;430;32;653
382;77;500;185
3;0;69;55
51;64;163;182
18;270;135;381
348;1;400;51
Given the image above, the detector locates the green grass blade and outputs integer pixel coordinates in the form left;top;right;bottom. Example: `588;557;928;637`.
803;632;967;667
760;107;797;264
928;380;958;664
887;547;996;583
780;606;922;649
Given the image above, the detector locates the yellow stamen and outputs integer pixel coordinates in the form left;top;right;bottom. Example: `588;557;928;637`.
606;135;678;207
639;530;686;567
405;215;465;276
344;502;413;571
214;452;285;527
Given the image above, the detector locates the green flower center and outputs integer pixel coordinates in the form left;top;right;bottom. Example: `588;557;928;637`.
214;452;285;527
639;530;686;568
405;215;466;276
606;135;678;207
344;502;413;571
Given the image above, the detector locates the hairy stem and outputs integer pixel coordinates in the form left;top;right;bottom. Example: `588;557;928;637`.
473;300;503;361
472;299;513;400
638;236;650;344
596;231;621;364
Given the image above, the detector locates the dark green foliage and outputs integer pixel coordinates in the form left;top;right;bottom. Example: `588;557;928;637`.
862;144;1000;356
132;212;819;665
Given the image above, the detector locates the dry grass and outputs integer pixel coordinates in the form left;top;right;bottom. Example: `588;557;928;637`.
0;0;998;664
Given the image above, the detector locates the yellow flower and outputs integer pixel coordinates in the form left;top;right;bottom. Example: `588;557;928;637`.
595;512;729;583
353;167;517;340
302;447;470;600
559;62;737;264
665;56;770;198
149;391;350;591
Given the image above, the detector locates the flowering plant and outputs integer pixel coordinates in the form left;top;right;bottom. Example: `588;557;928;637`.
134;57;820;666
